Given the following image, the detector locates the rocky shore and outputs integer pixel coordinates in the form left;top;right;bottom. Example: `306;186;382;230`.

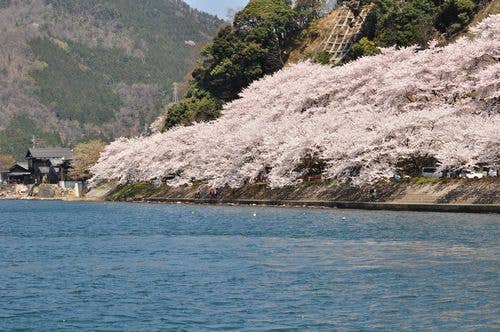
0;184;76;201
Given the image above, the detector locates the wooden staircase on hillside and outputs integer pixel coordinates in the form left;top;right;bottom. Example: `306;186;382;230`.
318;2;374;64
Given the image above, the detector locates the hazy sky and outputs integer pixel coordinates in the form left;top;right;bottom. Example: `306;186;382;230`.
184;0;249;19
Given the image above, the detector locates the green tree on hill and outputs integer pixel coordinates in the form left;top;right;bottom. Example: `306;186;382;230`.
163;85;221;130
347;0;481;61
437;0;477;34
373;0;437;47
349;37;380;60
164;0;324;130
195;0;300;102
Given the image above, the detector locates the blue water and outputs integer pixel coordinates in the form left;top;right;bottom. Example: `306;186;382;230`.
0;201;498;330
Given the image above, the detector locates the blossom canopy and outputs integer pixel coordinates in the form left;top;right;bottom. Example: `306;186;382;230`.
92;15;500;188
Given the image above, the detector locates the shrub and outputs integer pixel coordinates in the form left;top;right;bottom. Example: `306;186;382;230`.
349;37;380;60
70;140;107;180
163;86;221;130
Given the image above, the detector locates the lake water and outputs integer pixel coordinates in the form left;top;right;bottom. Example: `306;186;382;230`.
0;200;498;330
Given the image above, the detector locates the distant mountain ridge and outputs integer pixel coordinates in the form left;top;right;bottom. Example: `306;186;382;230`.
0;0;222;158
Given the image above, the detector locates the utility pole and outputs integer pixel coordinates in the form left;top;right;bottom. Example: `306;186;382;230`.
172;83;179;103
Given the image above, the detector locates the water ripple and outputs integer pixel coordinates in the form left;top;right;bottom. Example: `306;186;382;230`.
0;200;498;330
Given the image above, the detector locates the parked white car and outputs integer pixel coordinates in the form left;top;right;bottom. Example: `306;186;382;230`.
487;169;498;177
421;167;443;178
459;170;485;179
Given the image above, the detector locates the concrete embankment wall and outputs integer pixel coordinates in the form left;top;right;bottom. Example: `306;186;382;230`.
106;178;500;213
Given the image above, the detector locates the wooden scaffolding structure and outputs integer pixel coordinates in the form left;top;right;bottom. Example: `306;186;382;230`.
318;3;374;64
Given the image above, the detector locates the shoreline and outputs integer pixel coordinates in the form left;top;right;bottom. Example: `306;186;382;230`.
2;177;500;214
143;197;500;214
104;178;500;214
2;196;499;214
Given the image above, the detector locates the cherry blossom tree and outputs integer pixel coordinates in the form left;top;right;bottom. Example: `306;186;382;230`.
91;15;500;188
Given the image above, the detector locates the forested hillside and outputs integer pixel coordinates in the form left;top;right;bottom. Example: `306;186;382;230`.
293;0;500;64
158;0;496;131
159;0;326;130
0;0;221;158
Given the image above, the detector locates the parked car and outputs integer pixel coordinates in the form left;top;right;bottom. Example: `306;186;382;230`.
421;167;443;178
487;169;498;177
476;164;498;177
459;170;484;179
482;167;498;177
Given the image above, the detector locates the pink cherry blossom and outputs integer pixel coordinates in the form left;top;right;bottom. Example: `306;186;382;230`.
91;15;500;188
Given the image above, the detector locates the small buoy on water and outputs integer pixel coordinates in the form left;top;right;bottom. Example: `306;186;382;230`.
342;216;347;221
253;213;257;217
